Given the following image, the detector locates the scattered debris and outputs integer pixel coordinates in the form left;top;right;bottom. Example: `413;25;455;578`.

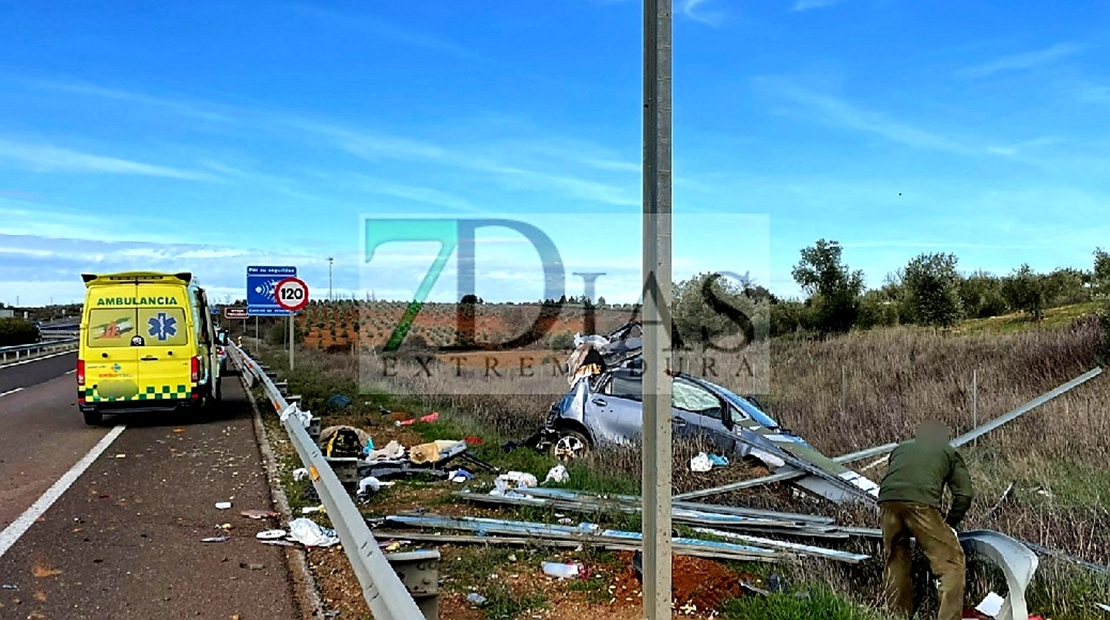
288;517;340;547
113;454;126;459
543;465;569;484
320;425;371;458
542;562;581;579
201;536;230;543
396;412;439;427
301;505;325;515
292;468;309;481
491;471;538;496
256;530;287;540
357;476;394;497
975;592;1005;617
366;440;405;462
326;394;352;410
1;584;17;590
449;469;475;483
215;501;232;510
466;592;487;605
31;565;62;578
409;439;468;465
239;562;266;571
690;453;712;473
240;509;280;520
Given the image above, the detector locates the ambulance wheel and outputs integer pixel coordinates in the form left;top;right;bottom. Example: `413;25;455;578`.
83;410;103;426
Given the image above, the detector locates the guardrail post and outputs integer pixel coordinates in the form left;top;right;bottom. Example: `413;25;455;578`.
326;457;360;493
386;550;440;620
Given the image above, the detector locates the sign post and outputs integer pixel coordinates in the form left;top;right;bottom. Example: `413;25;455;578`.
275;277;310;371
247;265;297;357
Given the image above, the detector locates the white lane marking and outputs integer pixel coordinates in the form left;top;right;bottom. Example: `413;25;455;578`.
65;370;75;375
0;388;24;398
0;424;127;559
0;350;76;369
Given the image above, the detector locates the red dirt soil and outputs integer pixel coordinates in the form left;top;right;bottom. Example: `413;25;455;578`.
609;552;750;614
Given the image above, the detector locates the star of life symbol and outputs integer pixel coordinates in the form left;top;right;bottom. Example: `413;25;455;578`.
147;312;178;341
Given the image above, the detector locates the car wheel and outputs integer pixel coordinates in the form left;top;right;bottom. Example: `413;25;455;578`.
83;410;103;426
551;430;590;461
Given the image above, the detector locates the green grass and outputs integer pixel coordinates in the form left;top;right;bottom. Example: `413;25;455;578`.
719;586;886;620
956;301;1102;335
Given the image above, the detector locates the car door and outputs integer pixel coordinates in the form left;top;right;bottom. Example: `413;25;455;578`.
670;377;736;453
84;302;141;402
586;370;647;444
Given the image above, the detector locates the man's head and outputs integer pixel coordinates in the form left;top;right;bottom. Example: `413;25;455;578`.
915;420;951;445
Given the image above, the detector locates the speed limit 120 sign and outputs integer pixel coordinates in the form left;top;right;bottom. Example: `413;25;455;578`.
275;277;310;312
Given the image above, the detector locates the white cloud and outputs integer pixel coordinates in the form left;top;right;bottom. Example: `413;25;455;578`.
960;43;1083;79
756;78;976;154
679;0;725;26
791;0;845;12
0;138;216;181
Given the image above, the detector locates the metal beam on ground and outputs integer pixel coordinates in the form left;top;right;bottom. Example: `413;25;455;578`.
641;0;673;617
675;367;1103;502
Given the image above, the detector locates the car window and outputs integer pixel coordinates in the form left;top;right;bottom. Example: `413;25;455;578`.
603;371;642;400
672;379;722;414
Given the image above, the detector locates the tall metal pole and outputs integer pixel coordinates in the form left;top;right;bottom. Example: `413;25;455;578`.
329;257;334;302
289;312;295;371
642;0;673;617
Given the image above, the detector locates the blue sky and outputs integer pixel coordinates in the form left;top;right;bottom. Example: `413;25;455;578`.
2;1;1110;306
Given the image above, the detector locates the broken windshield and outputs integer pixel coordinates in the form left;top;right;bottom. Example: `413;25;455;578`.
714;386;780;429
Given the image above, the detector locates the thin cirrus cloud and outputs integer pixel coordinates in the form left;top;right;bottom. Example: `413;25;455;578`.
679;0;726;26
791;0;847;12
756;78;976;155
958;42;1084;79
282;2;477;59
0;137;217;181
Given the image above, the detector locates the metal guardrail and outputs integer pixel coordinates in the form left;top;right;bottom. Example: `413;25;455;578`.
228;343;432;620
0;338;79;364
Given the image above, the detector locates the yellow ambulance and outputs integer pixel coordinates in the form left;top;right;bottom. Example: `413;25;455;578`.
78;271;222;425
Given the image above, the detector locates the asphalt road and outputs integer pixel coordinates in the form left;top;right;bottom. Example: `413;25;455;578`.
0;352;77;396
0;360;302;619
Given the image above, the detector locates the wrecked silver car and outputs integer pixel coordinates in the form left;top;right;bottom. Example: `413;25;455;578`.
534;321;883;504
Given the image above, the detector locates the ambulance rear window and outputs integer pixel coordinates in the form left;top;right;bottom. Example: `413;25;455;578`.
87;309;137;348
86;308;189;347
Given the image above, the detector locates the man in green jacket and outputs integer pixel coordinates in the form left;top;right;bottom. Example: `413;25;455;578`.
878;420;974;620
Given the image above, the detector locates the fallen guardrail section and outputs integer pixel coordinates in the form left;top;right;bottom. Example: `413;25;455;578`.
0;338;79;364
229;343;435;620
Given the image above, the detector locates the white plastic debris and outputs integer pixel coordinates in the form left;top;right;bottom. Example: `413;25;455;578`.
301;505;325;515
256;529;287;540
287;518;340;547
466;592;487;605
292;468;309;481
543;465;569;484
542;562;580;579
357;476;382;496
975;592;1005;618
690;453;712;473
279;403;311;427
491;471;538;496
366;440;405;462
215;501;233;510
502;471;538;487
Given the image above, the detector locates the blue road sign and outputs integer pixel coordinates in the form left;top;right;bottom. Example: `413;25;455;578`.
247;266;296;316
